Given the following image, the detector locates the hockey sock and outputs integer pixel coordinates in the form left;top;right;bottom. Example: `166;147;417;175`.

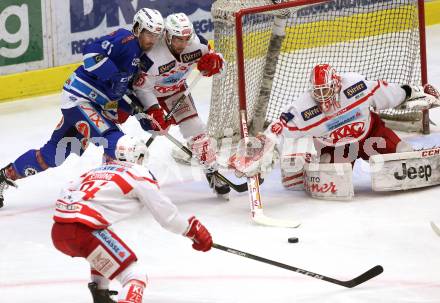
91;269;110;289
3;163;21;181
12;149;49;177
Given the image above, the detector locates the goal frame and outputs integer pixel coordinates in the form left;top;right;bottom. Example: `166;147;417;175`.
232;0;429;137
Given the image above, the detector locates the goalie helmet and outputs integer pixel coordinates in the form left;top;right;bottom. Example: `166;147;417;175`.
164;13;194;45
132;8;164;37
310;64;341;112
115;135;148;165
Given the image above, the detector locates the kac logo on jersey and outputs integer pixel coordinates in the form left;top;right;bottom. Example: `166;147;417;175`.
159;60;176;74
182;49;202;63
301;105;321;121
343;81;367;99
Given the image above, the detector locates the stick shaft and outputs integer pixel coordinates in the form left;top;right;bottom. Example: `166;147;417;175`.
212;243;383;288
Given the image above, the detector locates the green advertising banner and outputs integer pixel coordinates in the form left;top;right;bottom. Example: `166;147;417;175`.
0;0;43;67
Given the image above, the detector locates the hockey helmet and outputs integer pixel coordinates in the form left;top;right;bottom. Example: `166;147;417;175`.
115;135;148;165
132;8;164;37
164;13;194;45
310;64;341;111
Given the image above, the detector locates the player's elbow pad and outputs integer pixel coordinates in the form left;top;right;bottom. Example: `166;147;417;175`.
83;52;119;80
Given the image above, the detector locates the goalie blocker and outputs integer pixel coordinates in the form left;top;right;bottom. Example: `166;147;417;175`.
370;147;440;191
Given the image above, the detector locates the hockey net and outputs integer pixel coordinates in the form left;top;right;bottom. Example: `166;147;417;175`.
208;0;428;143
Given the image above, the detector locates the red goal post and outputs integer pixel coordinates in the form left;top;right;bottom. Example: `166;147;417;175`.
208;0;429;143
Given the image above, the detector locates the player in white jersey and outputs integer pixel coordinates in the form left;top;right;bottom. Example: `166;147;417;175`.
230;64;440;190
51;135;213;303
131;13;229;198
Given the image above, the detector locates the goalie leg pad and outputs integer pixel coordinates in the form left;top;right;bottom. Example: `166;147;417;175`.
370;147;440;191
280;153;312;190
303;162;354;200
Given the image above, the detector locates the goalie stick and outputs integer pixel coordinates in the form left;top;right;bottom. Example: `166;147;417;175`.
123;76;251;193
213;243;384;288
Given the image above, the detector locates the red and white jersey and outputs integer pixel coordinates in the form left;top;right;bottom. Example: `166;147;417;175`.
53;161;188;234
133;35;209;109
268;72;406;147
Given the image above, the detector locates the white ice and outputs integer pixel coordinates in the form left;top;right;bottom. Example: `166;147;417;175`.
2;26;440;303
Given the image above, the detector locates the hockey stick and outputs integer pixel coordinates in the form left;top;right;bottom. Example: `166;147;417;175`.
238;111;300;228
163;133;251;193
430;221;440;237
212;243;384;288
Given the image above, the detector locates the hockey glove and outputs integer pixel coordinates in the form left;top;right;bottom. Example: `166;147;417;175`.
184;216;212;252
137;105;174;135
229;133;276;178
197;52;224;77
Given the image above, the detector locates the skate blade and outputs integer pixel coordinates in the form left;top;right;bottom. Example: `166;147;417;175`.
217;192;230;201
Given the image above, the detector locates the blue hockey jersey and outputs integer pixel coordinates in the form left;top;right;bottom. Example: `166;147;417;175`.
63;29;142;109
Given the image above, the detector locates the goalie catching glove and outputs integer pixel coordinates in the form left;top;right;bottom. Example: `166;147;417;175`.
184;216;212;252
197;52;224;77
400;83;440;110
229;133;276;178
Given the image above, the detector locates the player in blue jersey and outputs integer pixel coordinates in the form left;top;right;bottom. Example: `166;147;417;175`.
0;8;164;208
132;13;228;199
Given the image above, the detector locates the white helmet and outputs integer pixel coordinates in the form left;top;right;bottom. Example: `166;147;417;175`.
115;135;148;165
132;8;164;37
165;13;194;44
310;64;342;112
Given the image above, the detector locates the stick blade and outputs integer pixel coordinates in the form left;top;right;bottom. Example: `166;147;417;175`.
343;265;384;288
253;213;301;228
227;175;264;193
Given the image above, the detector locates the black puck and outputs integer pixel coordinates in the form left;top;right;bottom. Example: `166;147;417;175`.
288;237;299;243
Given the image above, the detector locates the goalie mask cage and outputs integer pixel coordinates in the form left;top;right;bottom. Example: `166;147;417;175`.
208;0;428;143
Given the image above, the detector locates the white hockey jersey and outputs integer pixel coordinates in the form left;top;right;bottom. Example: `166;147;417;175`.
268;72;407;147
53;161;188;234
133;35;210;109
